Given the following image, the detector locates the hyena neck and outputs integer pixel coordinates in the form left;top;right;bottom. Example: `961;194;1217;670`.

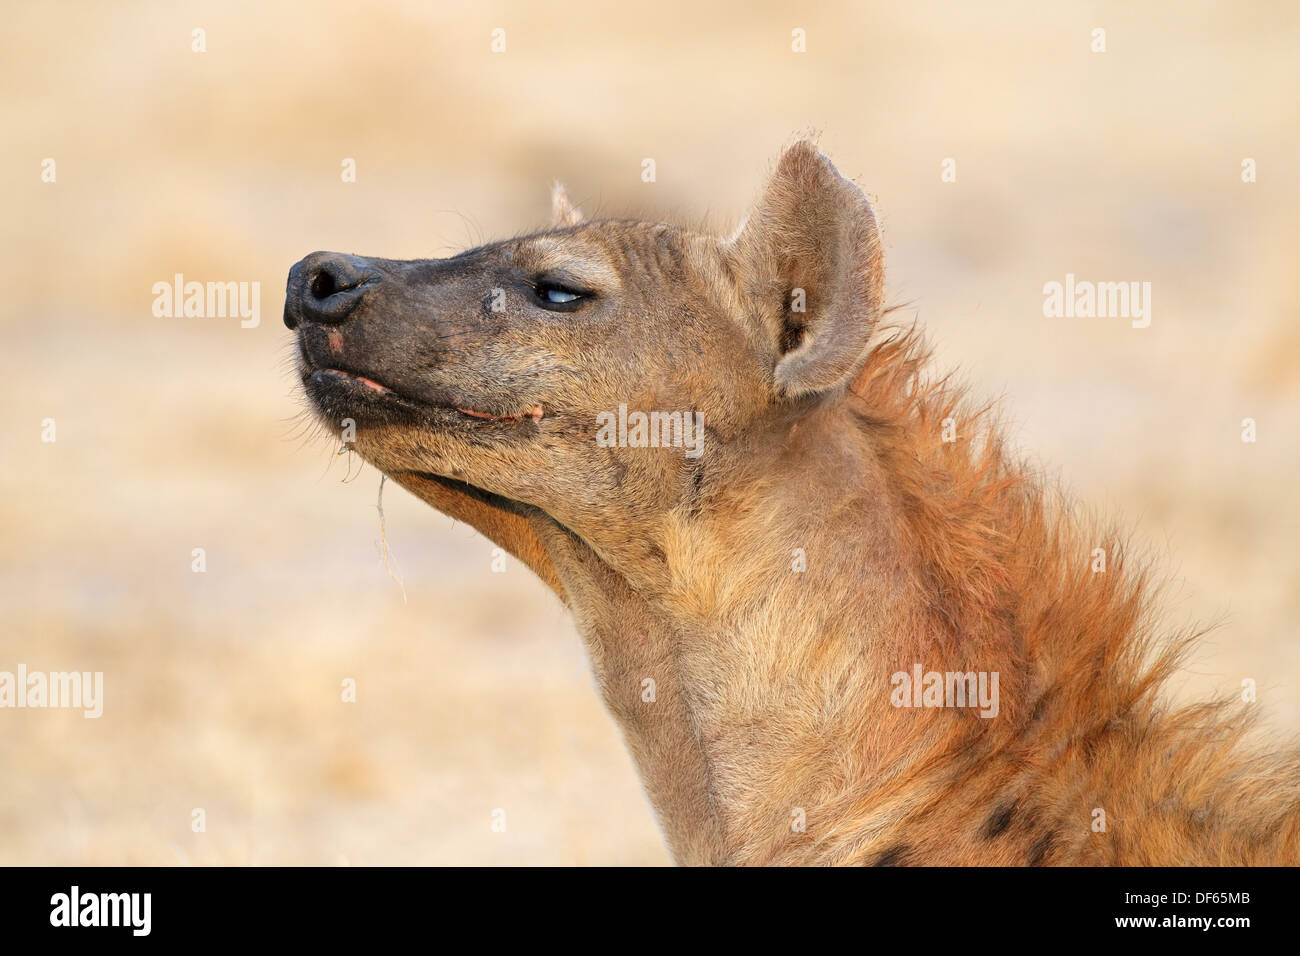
638;332;1300;866
392;471;731;863
543;401;937;863
646;407;947;862
533;519;731;864
555;361;1300;865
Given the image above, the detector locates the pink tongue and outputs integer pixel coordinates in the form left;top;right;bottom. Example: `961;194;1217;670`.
456;404;544;423
355;376;391;393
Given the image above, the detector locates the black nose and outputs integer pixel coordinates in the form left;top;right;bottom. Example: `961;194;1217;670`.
283;252;380;329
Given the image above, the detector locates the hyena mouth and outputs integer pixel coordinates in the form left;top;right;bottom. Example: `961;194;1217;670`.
455;404;545;424
305;367;545;426
314;367;393;395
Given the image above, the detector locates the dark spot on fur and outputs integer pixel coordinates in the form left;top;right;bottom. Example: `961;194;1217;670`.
1028;830;1060;866
1028;690;1053;725
982;801;1016;839
1080;729;1102;763
685;458;706;514
870;843;912;866
609;454;628;488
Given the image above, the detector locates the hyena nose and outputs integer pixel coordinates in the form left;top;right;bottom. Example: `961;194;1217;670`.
283;252;380;329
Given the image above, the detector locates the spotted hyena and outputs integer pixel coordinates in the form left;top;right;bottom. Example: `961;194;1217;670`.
284;142;1300;865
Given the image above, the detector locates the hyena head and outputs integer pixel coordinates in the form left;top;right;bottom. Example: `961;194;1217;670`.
284;142;884;550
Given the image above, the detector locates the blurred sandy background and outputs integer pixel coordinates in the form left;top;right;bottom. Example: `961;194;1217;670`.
1;1;1297;864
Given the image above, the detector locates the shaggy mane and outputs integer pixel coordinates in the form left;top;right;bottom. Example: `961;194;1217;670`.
849;320;1249;765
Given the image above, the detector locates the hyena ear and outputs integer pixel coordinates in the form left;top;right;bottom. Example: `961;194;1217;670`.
551;181;585;227
730;142;884;398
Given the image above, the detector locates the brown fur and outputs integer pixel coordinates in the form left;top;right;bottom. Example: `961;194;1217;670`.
286;141;1300;865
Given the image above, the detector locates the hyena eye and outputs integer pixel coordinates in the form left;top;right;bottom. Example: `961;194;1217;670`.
532;280;590;311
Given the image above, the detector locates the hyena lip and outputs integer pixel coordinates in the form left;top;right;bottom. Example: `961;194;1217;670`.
305;368;545;425
454;404;545;424
314;367;393;395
